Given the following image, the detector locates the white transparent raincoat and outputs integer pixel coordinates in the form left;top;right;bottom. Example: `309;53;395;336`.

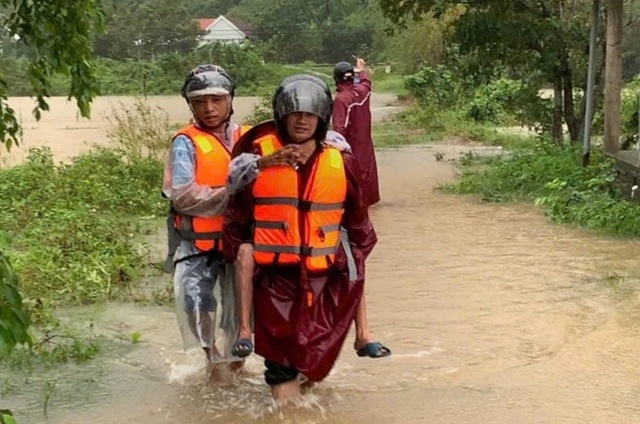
162;128;351;362
163;121;239;363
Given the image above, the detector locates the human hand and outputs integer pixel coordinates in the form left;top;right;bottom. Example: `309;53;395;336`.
355;57;366;72
258;144;302;169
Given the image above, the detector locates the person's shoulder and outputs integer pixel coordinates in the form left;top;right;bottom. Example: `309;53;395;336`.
232;120;277;158
323;130;352;152
334;87;354;101
172;134;194;150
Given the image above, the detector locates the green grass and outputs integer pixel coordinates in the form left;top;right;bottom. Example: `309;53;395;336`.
377;106;537;149
372;74;407;95
373;119;434;147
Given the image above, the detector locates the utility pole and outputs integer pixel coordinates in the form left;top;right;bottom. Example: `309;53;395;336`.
582;0;600;166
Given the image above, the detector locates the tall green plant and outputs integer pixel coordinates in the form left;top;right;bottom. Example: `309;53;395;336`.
0;251;30;424
0;251;30;354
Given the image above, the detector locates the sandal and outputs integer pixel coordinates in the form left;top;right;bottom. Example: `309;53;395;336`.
231;338;253;358
356;342;391;358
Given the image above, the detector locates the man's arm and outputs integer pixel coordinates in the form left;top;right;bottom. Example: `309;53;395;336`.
357;70;372;92
226;145;306;195
355;58;372;92
162;135;228;217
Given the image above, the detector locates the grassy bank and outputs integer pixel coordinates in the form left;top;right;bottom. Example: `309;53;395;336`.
0;100;173;377
373;106;536;149
441;140;640;237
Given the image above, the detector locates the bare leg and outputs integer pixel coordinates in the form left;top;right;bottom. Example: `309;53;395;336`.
234;243;254;341
354;292;374;348
353;293;391;357
187;311;217;359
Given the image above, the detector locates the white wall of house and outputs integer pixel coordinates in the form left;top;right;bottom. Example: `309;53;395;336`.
198;17;246;47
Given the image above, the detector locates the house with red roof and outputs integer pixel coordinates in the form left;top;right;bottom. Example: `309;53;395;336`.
196;15;254;47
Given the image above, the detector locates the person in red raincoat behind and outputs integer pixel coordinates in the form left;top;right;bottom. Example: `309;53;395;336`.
223;74;377;401
332;58;380;206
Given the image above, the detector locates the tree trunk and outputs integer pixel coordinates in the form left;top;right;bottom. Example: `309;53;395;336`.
562;69;580;140
553;77;564;143
604;0;623;153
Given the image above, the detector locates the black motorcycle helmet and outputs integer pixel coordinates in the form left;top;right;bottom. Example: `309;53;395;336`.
181;64;235;101
272;74;333;143
333;61;355;83
181;64;235;126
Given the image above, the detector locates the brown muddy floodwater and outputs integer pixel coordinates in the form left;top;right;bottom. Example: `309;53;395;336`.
0;94;401;166
5;98;640;424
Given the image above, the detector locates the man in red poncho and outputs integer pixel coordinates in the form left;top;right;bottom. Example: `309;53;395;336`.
223;75;377;401
332;58;380;206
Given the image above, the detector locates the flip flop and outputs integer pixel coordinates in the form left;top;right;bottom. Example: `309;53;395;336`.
231;338;253;358
356;342;391;358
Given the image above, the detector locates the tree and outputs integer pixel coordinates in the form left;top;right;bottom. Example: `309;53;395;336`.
248;0;323;63
0;0;104;151
604;0;623;153
95;0;201;60
247;0;385;63
379;0;604;142
184;0;244;17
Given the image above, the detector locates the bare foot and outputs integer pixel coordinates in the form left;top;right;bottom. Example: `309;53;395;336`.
229;359;245;375
271;380;302;401
354;334;374;351
207;361;238;385
301;380;316;394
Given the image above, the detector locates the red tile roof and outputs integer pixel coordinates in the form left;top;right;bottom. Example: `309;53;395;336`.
197;18;217;31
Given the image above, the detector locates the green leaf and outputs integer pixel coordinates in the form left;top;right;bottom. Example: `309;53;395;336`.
0;410;18;424
1;308;29;345
0;283;22;308
0;325;16;355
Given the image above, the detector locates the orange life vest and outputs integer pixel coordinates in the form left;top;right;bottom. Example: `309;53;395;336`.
173;124;250;252
252;133;347;271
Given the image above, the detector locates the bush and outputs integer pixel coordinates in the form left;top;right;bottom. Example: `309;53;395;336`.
465;78;523;124
106;98;172;161
446;140;640;237
0;101;171;306
0;147;165;305
405;65;463;109
243;87;274;126
0;44;294;98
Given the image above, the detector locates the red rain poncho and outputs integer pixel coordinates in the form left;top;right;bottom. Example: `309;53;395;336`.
223;125;377;381
332;71;380;206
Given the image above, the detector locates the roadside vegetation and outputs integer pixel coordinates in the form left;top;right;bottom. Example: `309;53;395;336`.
2;0;640;421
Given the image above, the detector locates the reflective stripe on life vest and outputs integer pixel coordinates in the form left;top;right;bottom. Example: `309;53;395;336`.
252;133;347;271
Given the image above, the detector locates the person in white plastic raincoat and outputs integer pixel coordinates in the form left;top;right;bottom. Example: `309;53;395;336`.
162;64;253;374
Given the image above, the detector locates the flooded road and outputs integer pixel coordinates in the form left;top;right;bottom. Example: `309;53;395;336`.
7;143;640;423
1;93;401;166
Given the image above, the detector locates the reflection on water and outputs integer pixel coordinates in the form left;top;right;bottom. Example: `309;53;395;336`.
7;145;640;423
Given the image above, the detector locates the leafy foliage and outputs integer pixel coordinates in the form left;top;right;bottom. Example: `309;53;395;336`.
0;252;31;355
0;147;165;305
0;101;171;307
1;410;17;424
445;140;640;236
0;45;293;97
0;0;104;150
96;0;201;60
379;0;600;141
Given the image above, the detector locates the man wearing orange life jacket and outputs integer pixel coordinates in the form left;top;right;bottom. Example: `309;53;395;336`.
224;75;378;401
162;64;255;371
